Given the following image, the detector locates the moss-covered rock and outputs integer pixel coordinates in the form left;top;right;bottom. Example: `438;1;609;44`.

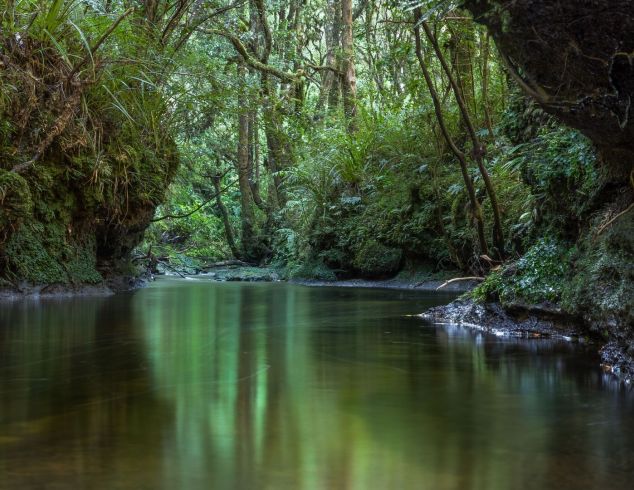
287;259;337;281
472;238;572;305
352;239;402;278
563;198;634;345
464;0;634;183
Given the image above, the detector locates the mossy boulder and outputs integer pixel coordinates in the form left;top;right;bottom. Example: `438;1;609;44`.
464;0;634;183
287;259;337;281
472;238;572;305
352;239;402;278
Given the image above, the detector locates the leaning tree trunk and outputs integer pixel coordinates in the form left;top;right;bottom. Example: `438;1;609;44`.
422;21;505;258
413;10;489;260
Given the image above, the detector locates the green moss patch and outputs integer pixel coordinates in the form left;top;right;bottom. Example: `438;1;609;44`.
472;238;573;304
3;223;102;285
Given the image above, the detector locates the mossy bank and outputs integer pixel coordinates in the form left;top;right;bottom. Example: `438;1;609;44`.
0;26;178;294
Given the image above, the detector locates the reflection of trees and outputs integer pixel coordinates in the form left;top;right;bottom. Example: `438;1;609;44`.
1;284;632;490
138;283;634;490
425;324;634;489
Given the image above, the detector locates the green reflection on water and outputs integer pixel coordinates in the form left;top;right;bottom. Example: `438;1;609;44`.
0;279;633;490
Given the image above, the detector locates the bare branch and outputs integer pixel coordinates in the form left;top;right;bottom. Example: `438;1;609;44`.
436;277;485;290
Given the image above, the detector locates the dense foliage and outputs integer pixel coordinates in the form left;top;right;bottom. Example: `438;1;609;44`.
1;2;631;347
134;0;602;291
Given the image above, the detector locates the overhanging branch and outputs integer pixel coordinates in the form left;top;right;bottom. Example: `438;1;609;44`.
201;28;298;82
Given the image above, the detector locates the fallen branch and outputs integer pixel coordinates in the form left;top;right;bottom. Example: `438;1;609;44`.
436;276;484;290
156;259;187;278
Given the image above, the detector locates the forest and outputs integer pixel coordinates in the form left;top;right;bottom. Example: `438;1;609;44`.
0;1;632;375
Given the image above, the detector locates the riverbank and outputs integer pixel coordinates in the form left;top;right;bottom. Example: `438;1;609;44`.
160;263;479;292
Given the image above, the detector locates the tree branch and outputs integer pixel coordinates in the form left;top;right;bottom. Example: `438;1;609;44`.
151;178;238;222
201;28;298;82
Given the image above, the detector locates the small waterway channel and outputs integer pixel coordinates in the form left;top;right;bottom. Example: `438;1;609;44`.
0;278;632;489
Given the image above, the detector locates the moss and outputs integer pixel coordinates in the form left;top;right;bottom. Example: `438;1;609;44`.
3;223;103;285
3;224;68;284
0;32;179;288
0;170;32;231
287;259;337;281
63;235;104;284
562;211;634;332
471;237;572;304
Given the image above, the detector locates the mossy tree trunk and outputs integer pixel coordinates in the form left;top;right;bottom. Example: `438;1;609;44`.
341;0;357;132
236;63;259;262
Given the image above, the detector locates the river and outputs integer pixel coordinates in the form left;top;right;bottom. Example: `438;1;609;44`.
0;278;632;489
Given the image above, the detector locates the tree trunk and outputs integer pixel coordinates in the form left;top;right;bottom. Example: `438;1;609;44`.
480;32;495;141
236;65;258;260
248;111;267;212
422;21;505;259
316;0;341;114
261;74;292;210
213;173;240;259
341;0;357;132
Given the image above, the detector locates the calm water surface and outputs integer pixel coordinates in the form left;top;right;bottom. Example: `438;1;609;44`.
0;279;633;489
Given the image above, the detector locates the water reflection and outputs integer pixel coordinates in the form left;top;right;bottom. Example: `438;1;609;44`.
0;280;632;489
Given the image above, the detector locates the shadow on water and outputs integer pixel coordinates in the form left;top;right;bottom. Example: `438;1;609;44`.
0;279;632;489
